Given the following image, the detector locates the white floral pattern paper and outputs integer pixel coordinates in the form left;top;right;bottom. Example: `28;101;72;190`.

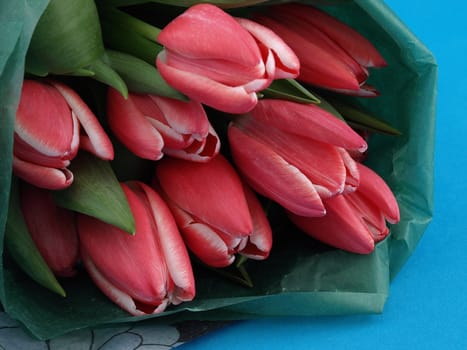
0;312;228;349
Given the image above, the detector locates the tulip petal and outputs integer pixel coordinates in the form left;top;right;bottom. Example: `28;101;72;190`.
13;155;74;190
157;4;262;68
133;182;195;303
107;88;164;160
163;124;220;162
251;99;367;152
234;116;347;198
79;184;168;307
236;17;300;79
228;124;325;217
183;223;236;268
356;163;400;223
51;81;114;160
239;184;273;260
274;4;387;68
288;195;375;254
81;251;168;316
15;80;75;158
164;50;266;86
155;155;253;237
14;134;71;168
20;183;79;277
148;95;209;139
252;16;360;91
157;53;259;114
338;148;360;193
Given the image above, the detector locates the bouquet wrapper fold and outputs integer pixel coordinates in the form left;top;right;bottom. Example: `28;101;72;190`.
0;0;437;340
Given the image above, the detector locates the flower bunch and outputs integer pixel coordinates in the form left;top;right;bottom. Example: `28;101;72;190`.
5;0;401;318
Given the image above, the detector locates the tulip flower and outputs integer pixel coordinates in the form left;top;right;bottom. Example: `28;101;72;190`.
156;4;299;114
13;80;114;190
288;163;400;254
19;182;79;277
153;155;272;268
228;99;367;217
78;181;195;316
253;4;386;96
107;88;220;162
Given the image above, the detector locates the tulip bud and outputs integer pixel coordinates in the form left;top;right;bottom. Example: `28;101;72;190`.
153;155;272;267
13;80;113;190
288;163;400;254
78;181;195;315
19;182;79;277
253;4;386;96
156;4;299;113
228;99;365;217
107;88;220;162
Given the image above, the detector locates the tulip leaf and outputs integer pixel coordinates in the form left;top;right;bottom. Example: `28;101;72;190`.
53;152;135;234
262;79;321;104
25;0;105;76
330;101;402;135
99;7;164;65
314;93;346;121
4;178;66;297
105;50;187;100
87;56;129;99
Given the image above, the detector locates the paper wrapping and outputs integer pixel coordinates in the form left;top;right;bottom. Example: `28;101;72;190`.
0;0;437;340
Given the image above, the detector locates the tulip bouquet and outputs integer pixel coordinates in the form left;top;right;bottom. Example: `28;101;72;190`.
0;0;436;340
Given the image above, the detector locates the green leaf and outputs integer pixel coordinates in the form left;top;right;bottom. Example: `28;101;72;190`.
25;0;105;75
105;50;186;99
262;79;321;104
99;6;163;65
5;178;66;297
87;56;129;99
330;100;402;135
314;93;346;120
53;152;135;234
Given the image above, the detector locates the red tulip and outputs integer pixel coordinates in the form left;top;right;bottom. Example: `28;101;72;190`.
107;88;220;162
19;182;79;277
156;4;299;113
288;163;400;254
153;155;272;267
228;99;367;217
253;4;386;96
13;80;114;190
78;181;195;315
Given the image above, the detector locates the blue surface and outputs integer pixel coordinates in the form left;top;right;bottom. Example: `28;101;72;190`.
178;1;467;349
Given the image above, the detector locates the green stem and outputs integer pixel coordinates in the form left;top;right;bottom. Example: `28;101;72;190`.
98;5;161;42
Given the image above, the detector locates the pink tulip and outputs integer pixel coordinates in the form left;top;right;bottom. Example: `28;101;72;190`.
107;88;220;162
253;4;386;96
153;155;272;268
13;80;114;190
19;182;79;277
156;4;299;114
78;181;195;316
288;163;400;254
228;99;367;217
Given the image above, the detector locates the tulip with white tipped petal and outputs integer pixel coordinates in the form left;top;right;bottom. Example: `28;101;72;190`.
228;99;366;217
156;4;299;114
107;88;220;162
288;163;400;254
19;182;79;277
153;155;272;267
253;4;386;96
13;80;113;190
78;181;195;316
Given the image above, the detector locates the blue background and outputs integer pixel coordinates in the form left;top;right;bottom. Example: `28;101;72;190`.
178;1;467;349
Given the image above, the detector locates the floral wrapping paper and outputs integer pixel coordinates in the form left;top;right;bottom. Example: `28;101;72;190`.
0;0;437;343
